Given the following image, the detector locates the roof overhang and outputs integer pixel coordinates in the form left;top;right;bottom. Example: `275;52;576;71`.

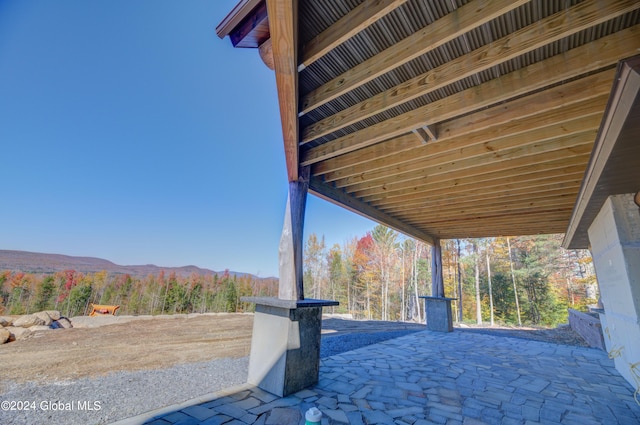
218;0;640;246
563;55;640;249
215;0;263;43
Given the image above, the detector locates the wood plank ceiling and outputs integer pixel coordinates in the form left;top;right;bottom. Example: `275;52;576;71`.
218;0;640;245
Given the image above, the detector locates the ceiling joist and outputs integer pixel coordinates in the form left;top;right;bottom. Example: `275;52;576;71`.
299;0;529;116
298;0;407;71
301;6;640;144
301;25;639;166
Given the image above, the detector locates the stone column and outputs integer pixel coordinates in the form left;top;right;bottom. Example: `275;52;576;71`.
588;194;640;389
244;297;337;397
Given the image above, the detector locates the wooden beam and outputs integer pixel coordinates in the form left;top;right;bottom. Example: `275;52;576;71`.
299;0;529;116
216;0;263;39
312;71;614;177
372;169;587;208
278;167;309;300
431;223;571;239
301;8;640;143
377;176;585;213
308;177;436;245
266;0;299;182
230;0;269;47
312;133;422;177
299;28;631;166
410;208;573;227
409;206;575;226
349;139;595;198
325;94;608;185
299;0;407;71
412;125;437;145
431;239;444;298
428;217;571;231
361;155;591;205
412;128;430;145
334;114;602;191
379;177;585;213
395;189;581;220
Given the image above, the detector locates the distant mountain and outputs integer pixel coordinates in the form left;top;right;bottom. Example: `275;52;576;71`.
0;250;263;279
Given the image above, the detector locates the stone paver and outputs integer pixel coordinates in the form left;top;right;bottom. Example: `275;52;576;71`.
114;330;640;425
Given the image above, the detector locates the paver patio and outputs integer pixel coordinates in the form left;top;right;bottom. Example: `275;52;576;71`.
114;330;640;425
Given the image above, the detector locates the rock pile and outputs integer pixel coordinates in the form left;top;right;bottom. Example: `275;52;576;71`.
0;310;72;344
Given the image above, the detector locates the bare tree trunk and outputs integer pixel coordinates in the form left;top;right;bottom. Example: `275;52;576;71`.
413;243;422;322
456;239;463;323
485;244;495;327
507;237;522;326
400;249;405;322
366;280;371;320
473;242;482;325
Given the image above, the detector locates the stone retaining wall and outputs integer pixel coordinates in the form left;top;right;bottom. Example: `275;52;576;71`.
568;308;605;350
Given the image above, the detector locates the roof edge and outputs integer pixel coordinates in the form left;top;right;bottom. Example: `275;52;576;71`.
215;0;263;39
563;54;640;249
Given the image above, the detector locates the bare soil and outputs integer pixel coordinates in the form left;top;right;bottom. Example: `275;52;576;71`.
0;314;587;392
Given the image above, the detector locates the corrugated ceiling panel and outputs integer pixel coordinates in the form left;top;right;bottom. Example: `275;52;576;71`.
299;0;640;149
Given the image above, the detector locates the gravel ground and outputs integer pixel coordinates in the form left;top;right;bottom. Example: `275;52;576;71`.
0;331;421;425
0;357;250;425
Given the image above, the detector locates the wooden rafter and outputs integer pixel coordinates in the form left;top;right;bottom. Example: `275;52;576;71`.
361;156;592;205
330;105;605;190
301;3;640;144
323;93;609;185
298;0;407;71
345;135;597;197
308;177;436;245
378;175;586;213
310;66;618;177
299;0;530;116
301;24;640;166
395;189;582;219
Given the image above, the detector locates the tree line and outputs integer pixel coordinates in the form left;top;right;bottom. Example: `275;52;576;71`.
1;228;596;326
0;269;277;317
304;227;597;327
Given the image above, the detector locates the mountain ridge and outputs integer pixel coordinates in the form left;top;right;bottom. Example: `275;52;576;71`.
0;249;268;279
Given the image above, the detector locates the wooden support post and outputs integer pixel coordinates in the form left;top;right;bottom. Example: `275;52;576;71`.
431;238;444;298
278;167;310;300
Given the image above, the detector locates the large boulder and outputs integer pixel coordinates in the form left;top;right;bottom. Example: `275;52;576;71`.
0;327;10;343
34;311;53;326
6;326;32;341
44;310;61;321
0;316;12;327
30;325;52;332
13;314;45;328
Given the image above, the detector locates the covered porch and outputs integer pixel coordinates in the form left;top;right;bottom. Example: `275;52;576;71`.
215;0;640;400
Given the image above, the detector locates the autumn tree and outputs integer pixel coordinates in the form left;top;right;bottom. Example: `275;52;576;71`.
304;233;327;299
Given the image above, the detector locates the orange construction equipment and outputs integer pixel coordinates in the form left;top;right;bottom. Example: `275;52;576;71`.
89;304;120;316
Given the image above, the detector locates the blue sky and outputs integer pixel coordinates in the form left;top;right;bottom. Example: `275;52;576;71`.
0;0;376;277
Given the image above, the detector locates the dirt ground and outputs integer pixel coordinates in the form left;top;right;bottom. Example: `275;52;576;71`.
0;313;587;391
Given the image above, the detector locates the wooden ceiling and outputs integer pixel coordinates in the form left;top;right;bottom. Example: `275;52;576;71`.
218;0;640;245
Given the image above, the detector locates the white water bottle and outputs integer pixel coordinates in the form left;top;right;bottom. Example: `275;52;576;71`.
305;407;322;424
